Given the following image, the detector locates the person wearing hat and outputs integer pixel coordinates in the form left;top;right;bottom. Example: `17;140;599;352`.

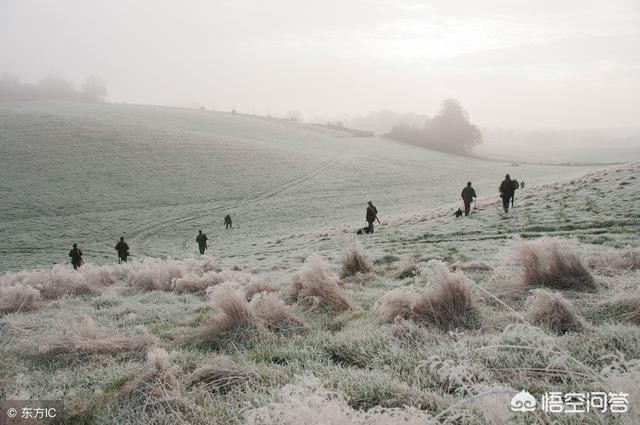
195;230;208;254
365;201;378;234
69;243;84;270
115;237;130;263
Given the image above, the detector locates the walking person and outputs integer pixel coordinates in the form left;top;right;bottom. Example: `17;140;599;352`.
224;214;232;229
499;174;515;213
461;182;477;217
366;201;378;233
115;237;130;264
196;230;208;254
69;243;83;270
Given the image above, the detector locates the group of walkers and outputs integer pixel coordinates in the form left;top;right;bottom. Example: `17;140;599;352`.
68;214;233;269
68;174;524;269
455;174;524;218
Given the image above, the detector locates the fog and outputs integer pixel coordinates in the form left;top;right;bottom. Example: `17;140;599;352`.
1;0;639;130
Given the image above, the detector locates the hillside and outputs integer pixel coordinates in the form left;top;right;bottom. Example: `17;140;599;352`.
0;101;602;272
1;162;638;424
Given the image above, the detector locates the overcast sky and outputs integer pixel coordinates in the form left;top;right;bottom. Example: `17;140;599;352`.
1;0;639;129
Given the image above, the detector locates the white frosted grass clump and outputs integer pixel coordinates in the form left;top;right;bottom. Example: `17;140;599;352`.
38;316;156;358
115;347;195;422
171;272;225;294
251;293;305;334
245;278;280;301
374;288;414;323
514;238;597;292
587;247;640;272
124;259;186;291
245;376;434;425
0;283;42;314
187;355;259;393
339;242;372;278
189;286;261;346
289;254;353;311
525;289;584;334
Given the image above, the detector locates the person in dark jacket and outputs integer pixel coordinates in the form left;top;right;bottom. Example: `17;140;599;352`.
115;237;129;264
224;214;232;229
366;201;378;233
69;243;83;270
196;230;208;254
499;174;515;213
461;182;477;217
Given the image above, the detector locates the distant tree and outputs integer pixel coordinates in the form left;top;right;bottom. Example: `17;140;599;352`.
287;110;304;123
37;76;77;101
81;75;107;103
384;98;482;155
428;98;482;153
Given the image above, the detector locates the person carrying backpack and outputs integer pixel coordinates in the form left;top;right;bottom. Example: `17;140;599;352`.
499;174;515;213
224;214;233;229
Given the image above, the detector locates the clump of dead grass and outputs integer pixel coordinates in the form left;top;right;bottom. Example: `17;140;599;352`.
376;261;478;331
515;239;597;292
411;262;479;330
587;247;640;272
251;293;306;334
171;272;225;295
245;278;280;301
119;347;193;418
187;355;259;393
339;242;372;278
188;286;261;346
38;316;156;358
0;284;42;314
525;289;584;334
288;254;353;311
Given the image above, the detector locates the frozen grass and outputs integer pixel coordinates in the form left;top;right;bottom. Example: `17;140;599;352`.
339;242;372;278
0;163;639;425
0;284;41;314
245;278;280;301
251;293;306;334
245;376;434;425
587;247;640;272
376;262;478;331
515;238;597;292
525;289;584;334
188;286;261;347
410;262;479;330
116;347;194;422
289;254;353;311
187;355;258;393
171;272;225;295
37;316;156;358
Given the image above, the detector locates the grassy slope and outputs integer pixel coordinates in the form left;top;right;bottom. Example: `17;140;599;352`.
1;162;639;423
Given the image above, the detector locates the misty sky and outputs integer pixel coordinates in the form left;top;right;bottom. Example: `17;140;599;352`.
1;0;639;129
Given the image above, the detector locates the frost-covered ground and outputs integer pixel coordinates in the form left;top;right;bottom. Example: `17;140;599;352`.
1;102;639;424
0;101;605;272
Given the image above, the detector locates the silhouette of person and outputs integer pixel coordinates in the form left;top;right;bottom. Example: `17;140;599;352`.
196;230;208;254
366;201;378;233
115;237;129;264
69;243;83;270
461;182;477;217
224;214;232;229
499;174;515;213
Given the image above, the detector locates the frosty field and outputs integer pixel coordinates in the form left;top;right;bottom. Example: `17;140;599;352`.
0;101;603;272
1;102;639;424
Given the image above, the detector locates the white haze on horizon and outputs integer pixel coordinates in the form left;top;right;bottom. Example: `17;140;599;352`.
1;0;639;130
